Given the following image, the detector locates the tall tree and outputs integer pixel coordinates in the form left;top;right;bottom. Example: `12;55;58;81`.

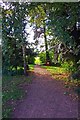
43;20;50;64
48;3;80;67
2;2;29;75
29;3;51;65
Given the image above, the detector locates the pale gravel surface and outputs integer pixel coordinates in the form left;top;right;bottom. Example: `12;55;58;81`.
11;65;78;118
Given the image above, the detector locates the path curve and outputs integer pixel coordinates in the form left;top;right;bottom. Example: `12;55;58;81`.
11;65;78;118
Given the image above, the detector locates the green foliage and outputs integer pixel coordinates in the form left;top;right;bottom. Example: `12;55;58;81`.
49;51;54;63
39;52;46;64
29;3;80;69
39;51;54;64
2;2;37;75
2;3;25;74
29;64;35;70
35;57;41;65
61;61;76;72
49;3;79;45
2;2;80;75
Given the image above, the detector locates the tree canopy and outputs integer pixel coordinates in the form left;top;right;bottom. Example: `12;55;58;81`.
1;2;80;75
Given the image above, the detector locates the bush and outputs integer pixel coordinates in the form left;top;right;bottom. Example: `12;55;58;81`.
61;61;76;72
39;52;46;64
35;57;41;65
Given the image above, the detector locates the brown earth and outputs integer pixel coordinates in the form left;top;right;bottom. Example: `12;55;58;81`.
11;65;78;118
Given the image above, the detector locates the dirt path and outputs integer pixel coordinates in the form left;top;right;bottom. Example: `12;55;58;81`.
11;65;78;118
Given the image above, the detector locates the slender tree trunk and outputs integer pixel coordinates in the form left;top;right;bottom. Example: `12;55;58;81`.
22;45;28;75
43;23;50;65
54;44;59;64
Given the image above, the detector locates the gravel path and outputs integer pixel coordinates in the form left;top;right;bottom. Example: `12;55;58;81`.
11;65;78;118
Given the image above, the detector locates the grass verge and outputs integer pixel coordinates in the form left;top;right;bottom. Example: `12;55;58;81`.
2;65;33;118
41;65;79;99
41;65;69;81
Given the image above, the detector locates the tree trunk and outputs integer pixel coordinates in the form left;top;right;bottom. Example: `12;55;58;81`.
54;44;59;64
22;45;28;75
43;23;50;65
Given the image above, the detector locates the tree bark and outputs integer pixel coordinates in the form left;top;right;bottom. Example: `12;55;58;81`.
54;44;59;64
43;23;50;65
22;45;28;75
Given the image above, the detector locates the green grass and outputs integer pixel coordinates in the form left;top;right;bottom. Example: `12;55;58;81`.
2;74;32;118
41;65;69;81
29;64;35;71
42;65;67;73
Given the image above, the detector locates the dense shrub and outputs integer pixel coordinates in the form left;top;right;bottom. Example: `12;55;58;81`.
39;52;46;64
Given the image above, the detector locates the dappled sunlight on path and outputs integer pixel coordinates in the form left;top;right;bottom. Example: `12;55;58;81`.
11;65;78;118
